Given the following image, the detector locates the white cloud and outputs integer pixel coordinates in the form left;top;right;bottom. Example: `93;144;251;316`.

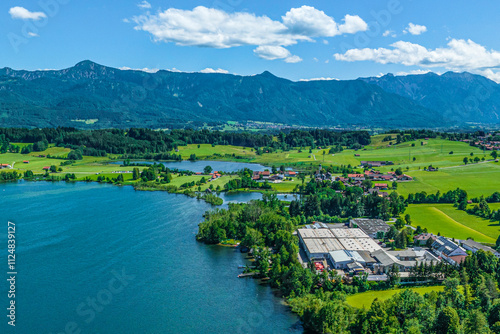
132;6;366;63
199;68;229;74
338;14;368;34
383;30;396;38
282;6;338;37
137;1;151;9
254;45;302;63
334;38;500;82
299;77;339;82
119;66;159;73
9;6;47;20
395;69;433;76
404;23;427;35
27;32;39;37
284;55;303;63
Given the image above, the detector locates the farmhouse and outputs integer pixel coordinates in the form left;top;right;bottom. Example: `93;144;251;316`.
0;164;11;169
360;161;393;167
252;171;270;180
374;183;388;190
397;174;413;181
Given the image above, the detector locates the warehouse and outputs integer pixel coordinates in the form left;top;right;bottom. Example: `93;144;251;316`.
297;227;382;262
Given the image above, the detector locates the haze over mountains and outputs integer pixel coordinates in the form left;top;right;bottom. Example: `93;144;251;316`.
0;60;499;129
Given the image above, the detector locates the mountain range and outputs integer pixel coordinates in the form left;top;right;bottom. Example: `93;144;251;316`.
0;60;499;129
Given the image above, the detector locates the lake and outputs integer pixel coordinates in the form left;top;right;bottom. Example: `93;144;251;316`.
0;180;301;333
110;160;270;173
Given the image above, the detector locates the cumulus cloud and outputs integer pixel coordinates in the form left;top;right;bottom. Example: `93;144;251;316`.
131;5;366;63
299;77;339;82
254;45;302;63
199;68;229;74
9;6;47;20
119;66;159;73
395;69;433;76
383;30;396;38
338;14;368;34
334;38;500;82
137;1;151;9
404;23;427;35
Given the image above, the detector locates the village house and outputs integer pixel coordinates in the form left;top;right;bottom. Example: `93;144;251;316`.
397;174;413;181
360;161;393;167
348;173;365;181
252;170;270;180
413;233;438;246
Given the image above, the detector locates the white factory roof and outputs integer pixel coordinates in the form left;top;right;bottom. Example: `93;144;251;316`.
331;228;370;239
298;227;381;254
329;250;365;264
338;237;382;252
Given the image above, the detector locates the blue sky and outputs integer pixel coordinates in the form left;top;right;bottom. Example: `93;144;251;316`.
2;0;500;82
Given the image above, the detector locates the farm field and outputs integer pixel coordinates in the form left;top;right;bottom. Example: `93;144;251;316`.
248;138;489;170
346;285;445;308
394;162;500;198
405;204;499;243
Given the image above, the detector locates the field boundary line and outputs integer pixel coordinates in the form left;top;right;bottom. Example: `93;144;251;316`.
428;206;494;242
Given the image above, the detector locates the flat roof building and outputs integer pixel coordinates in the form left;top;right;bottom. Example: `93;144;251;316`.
297;227;382;262
350;218;391;239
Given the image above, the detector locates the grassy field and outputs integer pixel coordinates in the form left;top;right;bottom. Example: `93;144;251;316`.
346;285;444;308
171;144;257;161
393;162;500;198
405;204;499;243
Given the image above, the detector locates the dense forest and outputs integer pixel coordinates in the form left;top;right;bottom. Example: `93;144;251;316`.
0;127;371;157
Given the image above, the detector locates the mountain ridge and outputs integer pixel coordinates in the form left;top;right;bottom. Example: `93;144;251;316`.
0;60;497;129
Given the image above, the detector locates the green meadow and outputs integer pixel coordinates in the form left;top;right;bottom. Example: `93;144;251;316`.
405;204;499;243
346;286;445;309
394;162;500;198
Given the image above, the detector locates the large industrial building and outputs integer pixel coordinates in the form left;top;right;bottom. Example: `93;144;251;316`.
298;224;441;277
297;227;382;261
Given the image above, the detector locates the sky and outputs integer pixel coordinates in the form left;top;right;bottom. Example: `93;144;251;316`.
2;0;500;82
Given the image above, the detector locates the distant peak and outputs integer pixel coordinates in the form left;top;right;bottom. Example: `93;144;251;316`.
74;60;104;69
259;70;276;78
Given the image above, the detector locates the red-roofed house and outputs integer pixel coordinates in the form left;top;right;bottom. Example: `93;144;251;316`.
348;174;365;181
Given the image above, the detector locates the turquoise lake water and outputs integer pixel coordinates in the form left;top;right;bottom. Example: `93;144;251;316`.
0;181;300;333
